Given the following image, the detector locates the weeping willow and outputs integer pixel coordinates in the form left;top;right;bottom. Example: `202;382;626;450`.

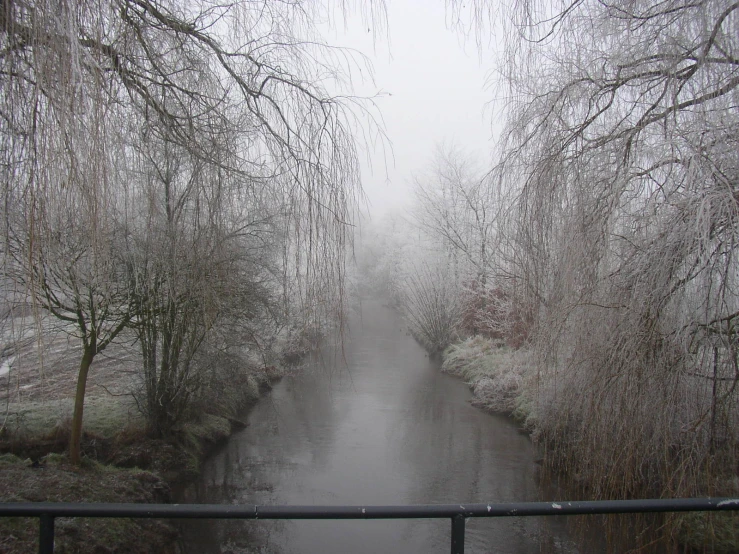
0;0;380;459
484;0;739;548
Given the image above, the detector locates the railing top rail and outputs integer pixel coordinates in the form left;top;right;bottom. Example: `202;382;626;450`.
1;497;738;520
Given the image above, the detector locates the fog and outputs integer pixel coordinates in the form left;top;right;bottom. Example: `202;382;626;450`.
320;0;499;218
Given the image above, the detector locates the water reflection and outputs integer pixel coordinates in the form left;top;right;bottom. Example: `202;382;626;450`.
178;301;581;553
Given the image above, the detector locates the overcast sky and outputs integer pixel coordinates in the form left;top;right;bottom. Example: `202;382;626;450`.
320;0;500;219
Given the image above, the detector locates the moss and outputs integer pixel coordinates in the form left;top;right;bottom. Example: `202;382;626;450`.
245;374;261;400
44;452;68;465
442;336;511;383
442;336;526;414
171;409;245;476
0;517;34;553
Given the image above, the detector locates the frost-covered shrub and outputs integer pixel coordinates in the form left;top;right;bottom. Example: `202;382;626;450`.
442;337;534;415
403;264;462;354
471;373;521;412
442;336;501;379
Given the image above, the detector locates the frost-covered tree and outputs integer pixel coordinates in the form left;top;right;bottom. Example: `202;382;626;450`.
410;145;524;341
0;0;380;462
485;0;739;538
413;145;495;287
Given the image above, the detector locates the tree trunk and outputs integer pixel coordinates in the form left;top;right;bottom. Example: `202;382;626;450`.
710;345;718;455
69;344;95;465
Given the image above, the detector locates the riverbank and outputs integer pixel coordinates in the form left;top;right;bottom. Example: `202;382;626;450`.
441;335;739;553
0;356;290;553
441;337;536;429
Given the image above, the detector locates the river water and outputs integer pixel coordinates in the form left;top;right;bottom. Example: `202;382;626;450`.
178;301;581;553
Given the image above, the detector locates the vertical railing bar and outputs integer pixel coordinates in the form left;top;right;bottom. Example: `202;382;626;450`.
451;514;465;554
39;513;55;554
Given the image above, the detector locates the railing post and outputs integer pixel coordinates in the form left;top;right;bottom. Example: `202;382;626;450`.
451;515;465;554
39;513;55;554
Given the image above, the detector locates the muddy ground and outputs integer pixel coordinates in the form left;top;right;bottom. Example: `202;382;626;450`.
0;453;177;554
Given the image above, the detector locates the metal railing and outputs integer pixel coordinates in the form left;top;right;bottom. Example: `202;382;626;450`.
1;497;737;554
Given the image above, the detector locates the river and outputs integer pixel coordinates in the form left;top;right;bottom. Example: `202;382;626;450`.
177;301;581;553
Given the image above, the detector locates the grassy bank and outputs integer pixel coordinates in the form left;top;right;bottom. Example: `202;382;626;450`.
441;337;537;429
0;362;285;554
441;336;739;553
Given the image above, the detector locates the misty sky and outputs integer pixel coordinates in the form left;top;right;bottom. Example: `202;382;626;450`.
320;0;500;219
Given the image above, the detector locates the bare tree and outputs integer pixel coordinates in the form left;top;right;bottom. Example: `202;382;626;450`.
122;120;284;436
483;0;739;543
402;261;462;355
5;199;134;464
0;0;383;462
414;145;495;281
353;213;416;307
412;144;514;338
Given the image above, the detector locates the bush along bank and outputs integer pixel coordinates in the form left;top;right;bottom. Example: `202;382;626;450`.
0;361;287;554
440;336;739;553
441;337;537;429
